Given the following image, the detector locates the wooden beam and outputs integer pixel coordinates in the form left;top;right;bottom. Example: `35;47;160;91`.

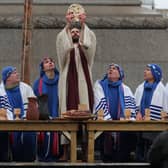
21;0;33;84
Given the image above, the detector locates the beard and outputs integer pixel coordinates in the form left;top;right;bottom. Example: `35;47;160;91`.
72;36;79;43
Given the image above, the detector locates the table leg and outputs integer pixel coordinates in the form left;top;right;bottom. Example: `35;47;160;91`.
88;130;95;163
70;131;77;162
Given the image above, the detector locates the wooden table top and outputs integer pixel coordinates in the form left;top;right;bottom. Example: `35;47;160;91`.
0;119;79;131
85;120;168;131
0;119;167;132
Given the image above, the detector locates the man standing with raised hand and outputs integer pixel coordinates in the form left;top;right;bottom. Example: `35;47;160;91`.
56;3;96;160
93;63;136;162
56;3;96;114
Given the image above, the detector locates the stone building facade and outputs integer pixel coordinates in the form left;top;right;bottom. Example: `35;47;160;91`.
0;0;168;91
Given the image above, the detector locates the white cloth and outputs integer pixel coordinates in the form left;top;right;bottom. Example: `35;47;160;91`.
165;83;168;112
0;82;35;120
56;24;96;114
135;81;168;120
93;80;136;120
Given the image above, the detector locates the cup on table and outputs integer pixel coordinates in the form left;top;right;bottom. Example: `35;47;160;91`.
78;104;88;111
98;109;104;120
125;109;131;120
14;108;21;120
0;108;7;120
144;108;150;121
161;111;168;120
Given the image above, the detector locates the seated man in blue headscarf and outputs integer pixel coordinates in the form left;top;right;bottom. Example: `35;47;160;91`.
93;63;136;162
33;57;60;161
0;66;37;161
135;63;168;161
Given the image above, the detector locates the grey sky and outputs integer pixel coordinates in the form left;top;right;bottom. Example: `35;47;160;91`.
155;0;168;9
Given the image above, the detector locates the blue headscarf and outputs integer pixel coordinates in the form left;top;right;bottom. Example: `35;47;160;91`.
33;57;59;118
148;64;162;82
2;66;16;84
140;64;162;117
100;63;125;119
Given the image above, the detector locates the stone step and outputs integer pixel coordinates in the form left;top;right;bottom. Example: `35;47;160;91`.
0;162;150;168
0;0;160;19
0;0;141;6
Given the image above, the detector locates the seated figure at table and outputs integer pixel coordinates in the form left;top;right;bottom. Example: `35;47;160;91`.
147;130;168;168
134;63;168;161
93;63;136;162
0;66;37;161
33;57;61;161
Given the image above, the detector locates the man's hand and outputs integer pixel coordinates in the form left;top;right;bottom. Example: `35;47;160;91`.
65;13;72;32
136;111;143;120
79;13;86;24
66;12;74;23
79;13;86;29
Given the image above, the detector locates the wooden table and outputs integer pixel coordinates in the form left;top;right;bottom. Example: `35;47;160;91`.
0;119;79;162
85;120;168;162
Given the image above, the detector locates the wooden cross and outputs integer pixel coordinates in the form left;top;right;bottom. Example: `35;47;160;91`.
21;0;33;84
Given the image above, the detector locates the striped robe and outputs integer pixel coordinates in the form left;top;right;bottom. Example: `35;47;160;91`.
93;80;136;120
0;81;37;161
0;82;35;119
135;81;168;120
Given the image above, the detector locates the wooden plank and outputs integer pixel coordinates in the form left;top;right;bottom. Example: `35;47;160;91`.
88;131;95;163
86;120;168;131
0;120;78;131
21;0;33;84
70;131;77;162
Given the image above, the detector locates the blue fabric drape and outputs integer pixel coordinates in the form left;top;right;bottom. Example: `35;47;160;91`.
100;78;125;119
140;64;162;117
140;81;158;117
33;71;59;118
6;85;24;118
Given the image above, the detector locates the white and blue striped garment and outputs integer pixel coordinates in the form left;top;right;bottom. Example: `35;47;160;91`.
93;80;136;120
0;82;35;120
135;81;168;120
0;95;13;112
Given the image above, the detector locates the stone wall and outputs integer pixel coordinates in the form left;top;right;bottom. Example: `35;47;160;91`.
1;28;168;92
0;2;168;92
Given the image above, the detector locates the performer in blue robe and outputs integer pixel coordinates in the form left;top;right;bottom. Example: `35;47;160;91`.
33;57;60;161
0;66;37;161
93;63;136;162
135;64;168;161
